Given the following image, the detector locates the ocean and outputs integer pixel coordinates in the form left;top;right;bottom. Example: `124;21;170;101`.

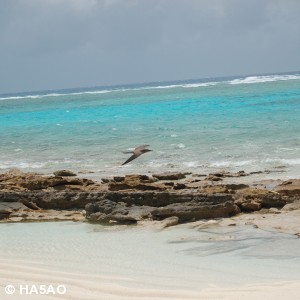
1;72;300;178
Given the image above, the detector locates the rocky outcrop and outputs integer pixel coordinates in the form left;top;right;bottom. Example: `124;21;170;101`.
274;179;300;196
153;172;186;180
0;169;95;192
85;193;238;224
53;170;77;177
0;169;296;224
234;188;287;212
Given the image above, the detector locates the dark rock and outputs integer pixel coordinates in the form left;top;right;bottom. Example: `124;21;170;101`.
261;193;287;208
53;170;77;177
20;199;41;210
151;201;240;222
164;182;175;187
237;171;248;176
153;172;186;180
224;184;249;190
173;183;187;190
83;191;237;224
85;200;153;224
124;174;153;183
108;183;165;191
192;174;207;177
113;176;125;182
205;175;223;181
101;178;112;184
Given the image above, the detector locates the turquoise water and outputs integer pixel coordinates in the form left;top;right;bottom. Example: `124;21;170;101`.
1;73;300;176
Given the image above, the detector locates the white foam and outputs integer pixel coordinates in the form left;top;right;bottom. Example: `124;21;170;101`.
0;81;218;101
1;73;299;101
181;82;217;88
176;143;186;149
210;160;255;168
230;74;300;85
265;158;300;165
182;161;200;168
0;90;113;101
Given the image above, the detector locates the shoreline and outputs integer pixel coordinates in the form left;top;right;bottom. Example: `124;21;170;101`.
0;168;299;235
1;168;300;299
1;258;300;299
1;221;300;299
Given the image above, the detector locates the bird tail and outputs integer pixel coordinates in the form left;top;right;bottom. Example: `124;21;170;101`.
122;151;133;154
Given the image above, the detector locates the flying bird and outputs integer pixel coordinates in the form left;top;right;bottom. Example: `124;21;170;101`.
122;145;152;165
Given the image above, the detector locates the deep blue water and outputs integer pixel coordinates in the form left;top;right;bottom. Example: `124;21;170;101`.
1;72;300;177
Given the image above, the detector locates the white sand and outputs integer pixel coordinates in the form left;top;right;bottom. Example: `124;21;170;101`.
1;221;300;299
1;260;300;300
1;260;299;300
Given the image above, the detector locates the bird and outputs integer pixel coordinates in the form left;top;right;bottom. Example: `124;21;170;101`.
122;145;152;165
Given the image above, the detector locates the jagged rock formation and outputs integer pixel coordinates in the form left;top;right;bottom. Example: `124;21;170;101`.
0;169;299;224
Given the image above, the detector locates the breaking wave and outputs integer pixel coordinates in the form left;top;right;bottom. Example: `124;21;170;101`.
1;72;299;101
229;74;300;85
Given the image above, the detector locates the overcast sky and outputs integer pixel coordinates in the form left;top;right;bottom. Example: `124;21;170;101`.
1;0;300;93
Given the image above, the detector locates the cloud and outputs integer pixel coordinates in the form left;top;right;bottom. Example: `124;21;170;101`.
0;0;300;93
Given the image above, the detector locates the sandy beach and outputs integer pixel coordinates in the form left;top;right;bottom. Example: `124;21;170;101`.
1;190;300;300
1;159;300;300
1;1;300;299
1;260;300;300
1;219;300;299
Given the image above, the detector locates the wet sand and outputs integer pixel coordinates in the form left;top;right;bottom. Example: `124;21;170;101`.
1;220;300;299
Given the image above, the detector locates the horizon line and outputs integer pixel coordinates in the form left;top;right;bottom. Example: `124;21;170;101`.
1;69;299;97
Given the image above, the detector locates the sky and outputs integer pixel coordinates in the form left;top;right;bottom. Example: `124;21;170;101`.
0;0;300;94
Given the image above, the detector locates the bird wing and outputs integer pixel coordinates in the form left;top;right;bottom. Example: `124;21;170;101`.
135;145;150;151
122;154;140;165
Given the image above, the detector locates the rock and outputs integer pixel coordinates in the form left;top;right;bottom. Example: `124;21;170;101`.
84;192;238;224
113;176;125;182
0;169;297;225
224;184;249;190
261;193;286;208
282;201;300;211
274;179;300;196
153;172;186;180
138;216;179;229
236;170;248;177
0;169;95;192
53;170;77;177
78;170;95;174
85;200;153;224
205;175;223;181
125;174;151;181
0;201;32;220
240;200;262;212
158;216;179;228
151;201;240;222
20;199;41;210
235;188;286;210
108;183;165;191
173;183;187;190
192;174;207;177
269;208;281;214
101;178;112;184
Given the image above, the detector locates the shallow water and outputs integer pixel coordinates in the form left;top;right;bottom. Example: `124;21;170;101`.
1;72;300;178
1;221;300;291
